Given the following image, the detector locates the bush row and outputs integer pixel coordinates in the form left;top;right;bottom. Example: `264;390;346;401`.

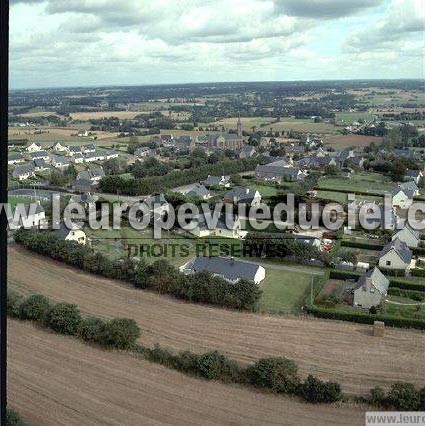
9;290;342;405
340;240;384;250
367;383;425;411
411;268;425;278
14;229;262;311
138;345;343;404
8;291;140;349
305;305;425;330
412;246;425;256
387;287;425;302
6;409;27;426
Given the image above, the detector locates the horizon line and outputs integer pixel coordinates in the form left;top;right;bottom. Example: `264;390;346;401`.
10;77;425;92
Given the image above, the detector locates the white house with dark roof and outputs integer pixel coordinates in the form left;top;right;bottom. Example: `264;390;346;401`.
404;170;423;185
54;222;87;245
353;267;389;309
202;175;231;188
182;256;265;284
52;155;70;169
12;163;35;181
185;184;212;200
28;150;50;162
8;153;25;165
378;239;412;272
392;225;420;248
223;186;261;206
391;185;414;209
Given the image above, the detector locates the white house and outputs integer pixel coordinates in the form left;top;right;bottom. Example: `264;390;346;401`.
391;186;413;209
52;141;68;152
26;142;42;153
378;239;412;272
8;153;25;165
223;186;262;206
404;170;423;185
54;222;87;245
12;163;35;181
190;213;246;239
181;256;266;284
392;225;420;248
353;267;389;309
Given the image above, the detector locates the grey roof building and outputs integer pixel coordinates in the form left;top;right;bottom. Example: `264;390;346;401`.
189;256;265;283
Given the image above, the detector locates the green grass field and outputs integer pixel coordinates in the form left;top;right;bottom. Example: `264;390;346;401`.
316;190;382;203
335;111;376;123
318;172;393;194
258;270;314;314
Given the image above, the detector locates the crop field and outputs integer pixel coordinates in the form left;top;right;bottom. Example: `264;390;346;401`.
8;320;365;426
8;245;425;396
335;112;376;123
262;118;339;134
323;134;383;149
8;126;122;145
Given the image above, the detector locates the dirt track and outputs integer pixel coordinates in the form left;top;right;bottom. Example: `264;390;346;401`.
8;320;366;425
8;245;425;396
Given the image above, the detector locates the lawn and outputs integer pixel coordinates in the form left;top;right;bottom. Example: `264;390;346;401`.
8;195;37;208
249;184;279;198
318;172;393;194
258;269;314;314
335;111;376;123
383;295;425;320
316;190;382;203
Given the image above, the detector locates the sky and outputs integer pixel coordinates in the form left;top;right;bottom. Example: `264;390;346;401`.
9;0;425;89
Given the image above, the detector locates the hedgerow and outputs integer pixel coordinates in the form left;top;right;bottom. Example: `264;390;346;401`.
14;229;262;311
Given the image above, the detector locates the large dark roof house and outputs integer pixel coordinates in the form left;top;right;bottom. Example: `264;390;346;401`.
184;256;265;284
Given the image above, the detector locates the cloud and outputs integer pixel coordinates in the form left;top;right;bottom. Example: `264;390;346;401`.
274;0;383;19
345;0;424;50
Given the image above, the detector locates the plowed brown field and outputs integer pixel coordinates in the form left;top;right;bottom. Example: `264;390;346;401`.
8;320;366;425
8;245;425;396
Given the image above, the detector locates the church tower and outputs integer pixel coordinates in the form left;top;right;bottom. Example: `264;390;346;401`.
237;114;242;138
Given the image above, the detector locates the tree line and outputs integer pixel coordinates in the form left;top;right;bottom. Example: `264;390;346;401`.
99;158;260;195
14;229;262;311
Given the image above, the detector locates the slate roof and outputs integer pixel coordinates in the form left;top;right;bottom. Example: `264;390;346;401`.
202;175;230;186
33;158;49;168
191;256;260;281
186;185;211;198
354;267;389;295
12;163;35;177
405;170;422;179
393;224;420;240
8;153;23;162
29;150;49;159
379;239;412;264
224;186;258;203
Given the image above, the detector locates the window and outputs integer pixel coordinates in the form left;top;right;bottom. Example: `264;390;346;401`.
386;260;391;266
370;288;375;293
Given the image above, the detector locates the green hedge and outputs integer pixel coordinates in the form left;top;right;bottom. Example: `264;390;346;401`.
413;247;425;256
305;305;425;330
411;268;425;278
340;240;384;250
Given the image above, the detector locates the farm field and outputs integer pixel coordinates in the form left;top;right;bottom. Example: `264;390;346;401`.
323;134;383;149
8;126;123;145
8;245;425;396
335;112;376;123
258;270;312;314
8;320;365;426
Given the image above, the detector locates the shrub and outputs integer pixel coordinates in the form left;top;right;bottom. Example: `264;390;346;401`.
46;303;82;335
19;294;51;322
174;350;201;373
369;306;377;315
420;387;425;410
6;409;27;426
247;357;299;394
78;317;106;343
388;383;421;410
100;318;140;349
7;291;23;318
300;375;342;403
196;351;242;382
368;386;387;407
